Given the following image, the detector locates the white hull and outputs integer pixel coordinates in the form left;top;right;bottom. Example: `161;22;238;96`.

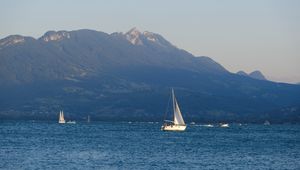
161;124;186;131
203;124;214;127
59;120;65;124
220;123;229;128
67;121;76;124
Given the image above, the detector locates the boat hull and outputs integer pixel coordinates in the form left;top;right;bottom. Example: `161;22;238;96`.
161;124;186;131
59;120;65;124
220;123;229;128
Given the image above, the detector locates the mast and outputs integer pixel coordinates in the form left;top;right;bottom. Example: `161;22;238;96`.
172;88;175;122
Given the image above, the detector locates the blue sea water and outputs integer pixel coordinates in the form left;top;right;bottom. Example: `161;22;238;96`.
0;121;299;170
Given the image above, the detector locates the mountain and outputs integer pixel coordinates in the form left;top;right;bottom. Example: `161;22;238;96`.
236;71;248;77
237;70;267;80
0;29;226;84
0;28;300;123
249;71;267;80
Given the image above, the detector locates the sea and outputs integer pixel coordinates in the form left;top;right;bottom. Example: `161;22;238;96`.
0;121;299;170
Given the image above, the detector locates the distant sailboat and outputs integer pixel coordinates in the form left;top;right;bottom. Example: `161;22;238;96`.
220;123;229;128
264;120;270;125
203;124;214;127
161;89;187;131
87;115;90;123
58;110;66;124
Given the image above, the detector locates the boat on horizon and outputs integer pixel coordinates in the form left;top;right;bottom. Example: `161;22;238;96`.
220;123;229;128
161;89;187;131
87;115;90;123
203;124;214;127
67;120;76;124
264;120;271;125
58;110;66;124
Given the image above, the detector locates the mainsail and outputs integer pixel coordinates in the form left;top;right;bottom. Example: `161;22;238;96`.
172;89;185;125
59;110;65;123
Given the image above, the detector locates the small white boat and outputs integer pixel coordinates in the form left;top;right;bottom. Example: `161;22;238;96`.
204;124;214;127
264;120;270;125
161;89;187;131
190;122;196;125
220;123;229;128
67;120;76;124
58;110;66;124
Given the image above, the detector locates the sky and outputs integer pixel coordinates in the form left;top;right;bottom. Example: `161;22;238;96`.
0;0;299;83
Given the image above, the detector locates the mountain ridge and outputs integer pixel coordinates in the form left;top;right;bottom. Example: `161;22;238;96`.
0;28;299;122
0;28;228;85
237;70;267;81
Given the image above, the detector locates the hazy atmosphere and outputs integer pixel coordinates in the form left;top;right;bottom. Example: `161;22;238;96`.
1;1;300;169
1;0;299;83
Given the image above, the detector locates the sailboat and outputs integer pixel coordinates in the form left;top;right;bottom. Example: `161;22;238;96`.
220;123;229;128
264;120;270;125
87;115;90;123
58;110;66;124
161;89;187;131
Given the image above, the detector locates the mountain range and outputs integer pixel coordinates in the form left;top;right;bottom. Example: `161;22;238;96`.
0;28;299;123
236;70;267;80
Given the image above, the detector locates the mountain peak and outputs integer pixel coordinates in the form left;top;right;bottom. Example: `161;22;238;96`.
236;70;267;80
122;27;174;48
124;27;143;45
126;27;141;35
143;31;158;42
236;71;248;76
40;30;70;42
249;70;267;80
0;35;27;48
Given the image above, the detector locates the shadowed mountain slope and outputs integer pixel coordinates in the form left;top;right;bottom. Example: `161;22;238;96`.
0;28;299;122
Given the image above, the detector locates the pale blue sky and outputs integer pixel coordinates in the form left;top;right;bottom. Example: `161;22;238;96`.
1;0;299;83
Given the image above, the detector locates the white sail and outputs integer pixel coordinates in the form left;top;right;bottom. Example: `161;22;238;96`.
62;111;65;121
59;110;65;123
174;99;185;125
173;90;185;125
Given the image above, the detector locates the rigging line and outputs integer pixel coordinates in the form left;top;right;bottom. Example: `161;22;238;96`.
162;89;172;122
